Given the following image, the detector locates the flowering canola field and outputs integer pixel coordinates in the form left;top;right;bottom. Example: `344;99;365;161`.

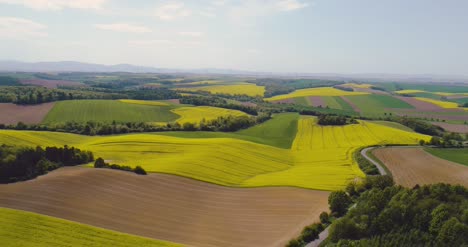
171;106;248;124
0;117;430;190
266;87;369;102
414;97;461;109
178;83;265;97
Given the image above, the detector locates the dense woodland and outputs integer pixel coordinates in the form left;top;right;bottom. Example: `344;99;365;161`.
0;144;93;183
288;176;468;247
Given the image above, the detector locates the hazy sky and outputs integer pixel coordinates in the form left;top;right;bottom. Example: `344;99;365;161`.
0;0;467;75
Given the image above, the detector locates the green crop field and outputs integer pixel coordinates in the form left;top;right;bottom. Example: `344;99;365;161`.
159;113;299;149
0;207;180;247
345;95;414;113
42;100;180;124
371;121;415;132
424;148;468;166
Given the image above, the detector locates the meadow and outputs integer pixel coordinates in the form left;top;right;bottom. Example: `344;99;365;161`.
43;100;180;124
0;115;430;190
0;207;179;247
424;148;468;166
344;95;414;113
414;97;462;109
266;87;368;102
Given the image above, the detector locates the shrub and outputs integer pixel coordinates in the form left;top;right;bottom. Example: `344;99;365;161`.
134;166;147;175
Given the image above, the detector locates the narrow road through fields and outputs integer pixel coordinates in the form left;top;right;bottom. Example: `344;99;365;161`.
361;147;387;175
305;147;387;247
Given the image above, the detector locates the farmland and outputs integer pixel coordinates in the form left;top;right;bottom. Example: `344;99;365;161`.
0;167;329;247
343;95;414;114
266;87;368;102
0;207;178;247
0;102;55;124
172;106;248;124
424;148;468;166
372;147;468;187
0;116;430;190
43;100;180;124
178;83;265;97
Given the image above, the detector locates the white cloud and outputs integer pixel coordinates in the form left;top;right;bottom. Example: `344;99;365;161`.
247;49;260;54
95;23;151;33
154;2;191;21
178;31;203;37
275;0;308;11
0;17;47;39
0;0;107;11
227;0;309;20
128;39;171;46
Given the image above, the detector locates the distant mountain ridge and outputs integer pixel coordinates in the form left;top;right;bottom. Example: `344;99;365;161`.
0;60;467;83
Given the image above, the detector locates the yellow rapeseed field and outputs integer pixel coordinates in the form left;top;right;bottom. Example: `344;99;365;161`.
171;106;248;124
414;97;460;109
119;99;169;106
341;83;373;88
266;87;369;101
178;83;265;97
395;90;426;94
0;116;430;190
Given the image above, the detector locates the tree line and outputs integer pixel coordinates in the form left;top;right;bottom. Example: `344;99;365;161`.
0;144;94;183
94;157;147;175
1;114;271;135
318;115;358;126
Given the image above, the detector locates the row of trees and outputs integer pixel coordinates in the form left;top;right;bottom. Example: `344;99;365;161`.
1;114;270;135
0;144;94;183
317;115;358;126
94;158;147;175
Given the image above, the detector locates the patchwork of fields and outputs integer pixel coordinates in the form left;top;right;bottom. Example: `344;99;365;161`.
172;106;248;124
373;147;468;187
266;87;369;102
0;116;430;190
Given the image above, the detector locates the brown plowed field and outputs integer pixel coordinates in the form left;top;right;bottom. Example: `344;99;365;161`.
0;102;55;124
372;147;468;188
0;167;329;247
307;96;325;107
20;79;83;88
431;122;468;133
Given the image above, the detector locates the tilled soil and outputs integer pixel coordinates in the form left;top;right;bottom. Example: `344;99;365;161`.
372;147;468;188
0;167;329;247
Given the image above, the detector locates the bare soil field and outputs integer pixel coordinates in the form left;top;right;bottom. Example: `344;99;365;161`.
0;167;329;247
0;102;55;124
308;96;325;107
273;98;295;104
394;96;443;111
340;96;361;112
431;122;468;133
20;79;83;88
372;147;468;188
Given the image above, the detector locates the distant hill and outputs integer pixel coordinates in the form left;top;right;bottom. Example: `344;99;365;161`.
0;60;467;83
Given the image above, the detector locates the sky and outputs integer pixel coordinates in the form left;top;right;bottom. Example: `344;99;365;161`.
0;0;467;75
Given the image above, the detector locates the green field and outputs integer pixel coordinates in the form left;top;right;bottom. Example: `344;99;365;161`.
371;121;415;132
345;95;414;113
43;100;180;124
0;207;180;247
159;113;299;149
424;148;468;166
377;82;468;93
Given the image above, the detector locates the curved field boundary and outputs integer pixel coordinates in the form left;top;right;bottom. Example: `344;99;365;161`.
0;116;430;190
0;207;179;247
0;102;55;125
372;147;468;187
0;167;329;247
